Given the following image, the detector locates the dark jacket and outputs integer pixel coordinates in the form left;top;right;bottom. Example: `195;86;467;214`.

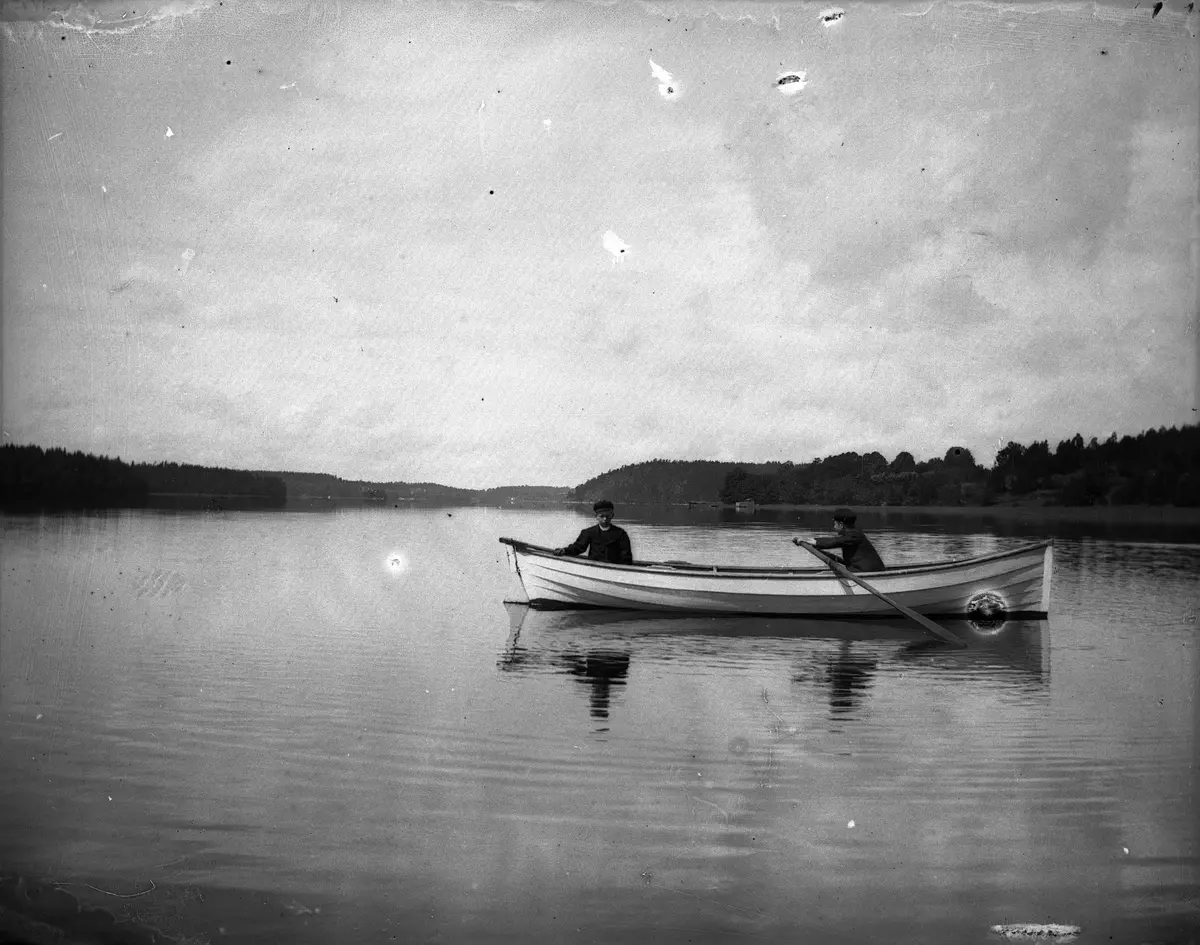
561;524;633;564
815;527;884;572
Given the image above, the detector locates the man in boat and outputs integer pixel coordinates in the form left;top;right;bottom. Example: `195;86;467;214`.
794;508;884;572
554;499;634;564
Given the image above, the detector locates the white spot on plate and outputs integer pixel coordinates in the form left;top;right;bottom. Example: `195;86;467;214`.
48;132;63;141
776;71;808;95
165;126;174;138
280;82;296;90
602;230;630;259
101;185;107;193
179;248;195;275
543;118;552;128
387;552;409;575
649;59;677;99
847;819;855;828
820;7;845;25
35;713;43;720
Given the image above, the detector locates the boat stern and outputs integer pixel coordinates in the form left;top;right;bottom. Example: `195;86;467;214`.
1040;541;1054;616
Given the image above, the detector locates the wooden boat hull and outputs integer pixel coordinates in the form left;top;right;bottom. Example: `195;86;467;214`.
499;538;1053;618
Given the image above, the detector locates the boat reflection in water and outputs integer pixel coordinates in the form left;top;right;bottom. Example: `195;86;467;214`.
812;640;878;720
500;603;1048;727
558;651;631;728
500;603;633;729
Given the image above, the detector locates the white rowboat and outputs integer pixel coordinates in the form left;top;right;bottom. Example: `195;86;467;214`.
500;538;1053;618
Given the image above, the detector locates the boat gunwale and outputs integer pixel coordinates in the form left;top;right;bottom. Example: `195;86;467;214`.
498;536;1053;579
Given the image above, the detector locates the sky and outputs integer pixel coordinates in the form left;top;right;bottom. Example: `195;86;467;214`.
1;0;1196;489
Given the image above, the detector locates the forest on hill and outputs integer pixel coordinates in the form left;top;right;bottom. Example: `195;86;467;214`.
263;475;566;504
261;470;478;503
0;445;287;507
568;425;1200;508
0;445;568;510
3;424;1195;511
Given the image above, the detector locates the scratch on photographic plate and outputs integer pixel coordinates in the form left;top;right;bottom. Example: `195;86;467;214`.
899;2;938;17
4;1;216;40
641;879;772;924
477;99;486;160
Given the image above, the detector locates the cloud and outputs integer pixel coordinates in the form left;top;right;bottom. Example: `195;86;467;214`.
1;1;1193;485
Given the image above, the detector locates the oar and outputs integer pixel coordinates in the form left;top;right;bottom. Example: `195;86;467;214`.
795;540;967;648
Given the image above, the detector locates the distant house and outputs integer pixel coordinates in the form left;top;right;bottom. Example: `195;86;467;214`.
734;498;756;510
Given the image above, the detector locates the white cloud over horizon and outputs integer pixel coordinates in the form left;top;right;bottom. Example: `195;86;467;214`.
2;1;1196;488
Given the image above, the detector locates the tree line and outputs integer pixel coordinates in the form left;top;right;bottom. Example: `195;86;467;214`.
0;446;552;509
1;444;286;508
0;446;564;509
987;425;1199;506
5;423;1195;511
568;425;1199;508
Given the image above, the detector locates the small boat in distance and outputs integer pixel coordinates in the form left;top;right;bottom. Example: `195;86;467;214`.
499;538;1053;619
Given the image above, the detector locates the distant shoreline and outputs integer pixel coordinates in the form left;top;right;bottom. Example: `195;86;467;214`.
574;501;1200;525
4;495;1197;525
785;503;1200;524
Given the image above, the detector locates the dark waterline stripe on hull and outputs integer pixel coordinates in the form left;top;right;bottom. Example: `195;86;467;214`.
523;599;1048;619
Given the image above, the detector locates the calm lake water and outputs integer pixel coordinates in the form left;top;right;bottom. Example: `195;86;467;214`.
1;507;1197;944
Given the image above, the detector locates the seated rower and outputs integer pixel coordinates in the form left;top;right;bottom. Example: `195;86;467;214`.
554;499;634;564
793;507;884;572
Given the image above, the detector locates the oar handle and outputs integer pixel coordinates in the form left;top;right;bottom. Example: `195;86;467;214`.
794;539;834;561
